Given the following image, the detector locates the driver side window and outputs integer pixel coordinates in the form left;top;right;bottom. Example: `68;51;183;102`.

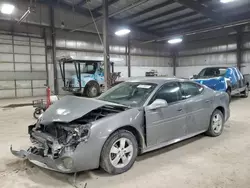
154;82;182;104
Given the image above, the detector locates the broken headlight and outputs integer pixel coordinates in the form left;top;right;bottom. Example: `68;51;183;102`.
72;123;91;142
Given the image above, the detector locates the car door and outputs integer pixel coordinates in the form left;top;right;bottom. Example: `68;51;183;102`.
145;82;187;146
180;81;212;135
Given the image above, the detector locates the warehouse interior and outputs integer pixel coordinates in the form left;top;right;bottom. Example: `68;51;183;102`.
0;0;250;187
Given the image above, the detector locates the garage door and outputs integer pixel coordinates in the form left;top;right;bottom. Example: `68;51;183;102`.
0;34;47;98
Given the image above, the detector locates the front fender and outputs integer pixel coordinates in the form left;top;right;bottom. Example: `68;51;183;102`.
83;77;96;86
72;108;145;171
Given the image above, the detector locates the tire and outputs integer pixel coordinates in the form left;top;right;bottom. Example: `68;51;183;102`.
33;108;43;119
100;130;138;174
241;86;249;98
205;109;224;137
85;81;100;98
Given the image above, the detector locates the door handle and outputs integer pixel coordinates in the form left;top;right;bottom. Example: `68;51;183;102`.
177;108;183;112
205;100;210;103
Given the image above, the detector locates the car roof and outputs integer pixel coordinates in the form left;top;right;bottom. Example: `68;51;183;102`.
202;67;229;69
124;77;188;85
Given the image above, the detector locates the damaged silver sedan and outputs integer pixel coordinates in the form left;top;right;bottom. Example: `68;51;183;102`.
11;78;230;174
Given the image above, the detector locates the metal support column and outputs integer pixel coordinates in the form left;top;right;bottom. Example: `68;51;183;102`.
173;53;176;76
172;49;177;76
127;35;131;77
50;7;58;94
236;28;243;71
103;0;110;91
43;28;49;86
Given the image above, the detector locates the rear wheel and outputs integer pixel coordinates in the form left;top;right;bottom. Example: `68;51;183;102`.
241;86;249;98
85;81;100;98
100;130;138;174
206;109;224;137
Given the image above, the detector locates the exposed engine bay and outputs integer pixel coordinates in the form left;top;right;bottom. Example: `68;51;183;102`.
27;105;128;159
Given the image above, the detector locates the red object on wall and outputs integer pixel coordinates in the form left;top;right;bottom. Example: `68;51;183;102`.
46;86;51;108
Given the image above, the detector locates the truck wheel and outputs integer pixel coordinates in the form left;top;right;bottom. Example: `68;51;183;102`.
85;81;100;98
242;86;249;98
100;130;138;174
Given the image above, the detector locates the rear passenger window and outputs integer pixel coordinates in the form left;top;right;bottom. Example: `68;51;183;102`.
180;82;204;99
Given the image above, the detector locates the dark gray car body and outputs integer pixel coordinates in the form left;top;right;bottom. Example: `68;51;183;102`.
11;78;230;173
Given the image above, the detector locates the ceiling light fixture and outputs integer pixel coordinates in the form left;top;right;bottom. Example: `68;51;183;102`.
1;3;15;15
168;38;183;44
220;0;236;3
115;28;131;36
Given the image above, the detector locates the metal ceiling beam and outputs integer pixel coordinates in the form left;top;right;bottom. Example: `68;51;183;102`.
175;0;231;24
71;0;160;37
71;0;148;31
134;6;187;25
92;0;120;13
158;21;215;34
142;17;250;43
146;12;198;29
39;0;101;17
120;0;176;22
152;17;208;32
40;0;159;37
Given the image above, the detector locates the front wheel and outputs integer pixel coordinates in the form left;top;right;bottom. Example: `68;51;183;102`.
85;82;100;98
100;130;138;174
206;109;224;137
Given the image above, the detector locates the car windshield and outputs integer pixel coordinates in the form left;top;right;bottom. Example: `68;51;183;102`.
98;82;157;107
197;68;227;78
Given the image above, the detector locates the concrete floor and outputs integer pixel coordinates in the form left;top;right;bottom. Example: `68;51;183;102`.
0;97;250;188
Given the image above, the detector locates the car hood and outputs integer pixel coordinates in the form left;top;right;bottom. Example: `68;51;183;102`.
40;95;125;124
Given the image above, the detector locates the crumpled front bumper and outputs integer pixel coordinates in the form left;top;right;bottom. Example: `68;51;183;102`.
10;146;75;173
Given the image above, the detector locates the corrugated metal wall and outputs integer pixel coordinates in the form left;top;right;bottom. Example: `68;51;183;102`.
175;35;249;78
46;30;173;95
242;33;250;74
0;33;47;98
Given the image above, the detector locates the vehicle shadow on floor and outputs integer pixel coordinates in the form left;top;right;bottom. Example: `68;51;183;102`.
231;96;242;103
136;134;204;162
90;133;205;178
27;134;205;184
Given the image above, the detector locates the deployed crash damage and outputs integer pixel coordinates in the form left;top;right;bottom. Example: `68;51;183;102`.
11;96;128;172
11;79;230;175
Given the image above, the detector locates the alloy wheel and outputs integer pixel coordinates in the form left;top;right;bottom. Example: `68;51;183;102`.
109;138;134;168
212;113;223;134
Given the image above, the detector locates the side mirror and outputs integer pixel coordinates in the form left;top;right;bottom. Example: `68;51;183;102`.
193;74;198;79
148;99;168;110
